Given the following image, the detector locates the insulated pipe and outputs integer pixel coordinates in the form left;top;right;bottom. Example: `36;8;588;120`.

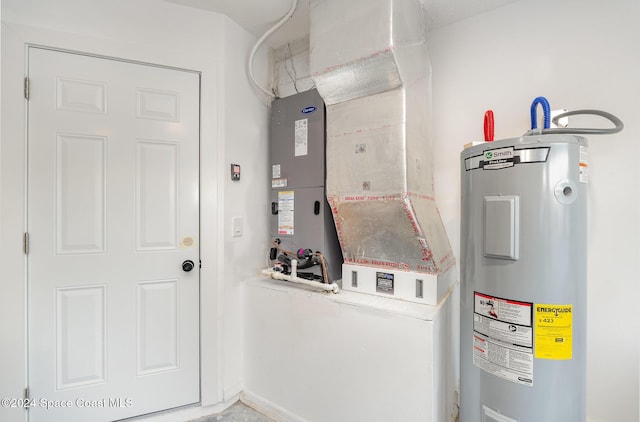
276;253;320;270
261;268;340;293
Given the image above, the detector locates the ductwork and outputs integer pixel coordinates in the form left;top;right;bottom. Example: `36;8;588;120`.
310;0;454;280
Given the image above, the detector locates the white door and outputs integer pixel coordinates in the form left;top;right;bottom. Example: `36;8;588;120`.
27;47;200;422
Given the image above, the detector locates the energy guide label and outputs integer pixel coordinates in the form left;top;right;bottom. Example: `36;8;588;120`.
534;304;573;360
472;292;534;387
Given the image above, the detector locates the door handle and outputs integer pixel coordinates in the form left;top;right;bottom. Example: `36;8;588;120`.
182;260;195;272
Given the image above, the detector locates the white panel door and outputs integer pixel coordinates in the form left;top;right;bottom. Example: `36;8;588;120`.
27;47;200;422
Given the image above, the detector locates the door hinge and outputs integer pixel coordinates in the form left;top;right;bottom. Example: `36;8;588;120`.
24;77;30;100
24;232;30;255
24;387;30;400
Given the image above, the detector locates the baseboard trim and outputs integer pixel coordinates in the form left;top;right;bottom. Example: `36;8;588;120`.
240;390;309;422
128;394;239;422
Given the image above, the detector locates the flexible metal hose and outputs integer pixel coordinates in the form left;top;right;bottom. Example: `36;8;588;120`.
525;109;624;135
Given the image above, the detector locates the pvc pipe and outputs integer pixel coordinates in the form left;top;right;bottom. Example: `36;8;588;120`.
261;269;340;293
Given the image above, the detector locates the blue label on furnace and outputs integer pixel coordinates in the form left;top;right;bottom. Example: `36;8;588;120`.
301;106;316;114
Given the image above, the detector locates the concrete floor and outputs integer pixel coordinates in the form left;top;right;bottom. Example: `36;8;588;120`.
190;401;274;422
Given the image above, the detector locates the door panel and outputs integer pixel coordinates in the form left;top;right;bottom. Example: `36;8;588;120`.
56;133;106;254
56;285;107;390
27;47;200;422
136;279;179;375
135;140;179;250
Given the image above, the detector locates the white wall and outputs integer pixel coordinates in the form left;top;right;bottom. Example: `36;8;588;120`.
428;0;640;420
243;281;456;422
272;36;314;98
0;1;270;420
219;16;271;400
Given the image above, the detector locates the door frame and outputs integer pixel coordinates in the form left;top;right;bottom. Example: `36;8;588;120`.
24;44;206;418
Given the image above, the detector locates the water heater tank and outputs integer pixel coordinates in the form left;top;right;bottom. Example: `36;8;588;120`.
460;134;587;421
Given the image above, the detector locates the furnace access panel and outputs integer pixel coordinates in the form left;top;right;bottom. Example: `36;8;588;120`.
269;89;343;283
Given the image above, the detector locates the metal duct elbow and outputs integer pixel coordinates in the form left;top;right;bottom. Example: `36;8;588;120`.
310;0;454;278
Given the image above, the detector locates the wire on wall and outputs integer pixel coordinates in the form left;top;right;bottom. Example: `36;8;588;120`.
285;42;300;93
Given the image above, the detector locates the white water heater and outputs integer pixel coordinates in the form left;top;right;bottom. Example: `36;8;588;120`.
460;134;587;421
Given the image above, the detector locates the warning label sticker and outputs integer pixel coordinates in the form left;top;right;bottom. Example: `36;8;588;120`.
294;119;308;157
579;145;589;184
473;292;534;387
534;304;573;360
375;272;394;294
277;190;294;235
272;164;281;178
474;292;531;327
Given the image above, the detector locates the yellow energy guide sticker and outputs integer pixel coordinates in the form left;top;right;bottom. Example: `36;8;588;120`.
534;304;572;360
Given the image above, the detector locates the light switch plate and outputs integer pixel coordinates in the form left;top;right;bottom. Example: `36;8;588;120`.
232;216;243;237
